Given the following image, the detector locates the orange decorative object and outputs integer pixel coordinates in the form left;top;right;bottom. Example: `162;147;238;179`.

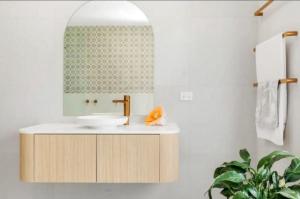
145;106;166;126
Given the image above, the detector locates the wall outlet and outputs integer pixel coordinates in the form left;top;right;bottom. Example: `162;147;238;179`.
180;91;193;101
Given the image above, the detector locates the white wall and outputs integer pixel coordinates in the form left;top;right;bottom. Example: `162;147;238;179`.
0;1;257;199
256;1;300;161
68;1;149;26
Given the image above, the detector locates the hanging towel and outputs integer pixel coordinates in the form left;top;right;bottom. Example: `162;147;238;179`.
255;33;287;146
256;81;279;129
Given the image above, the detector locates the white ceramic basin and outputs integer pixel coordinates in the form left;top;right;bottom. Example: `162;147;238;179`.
77;114;127;128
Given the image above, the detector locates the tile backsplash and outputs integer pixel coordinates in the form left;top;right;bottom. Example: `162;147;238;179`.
64;26;154;94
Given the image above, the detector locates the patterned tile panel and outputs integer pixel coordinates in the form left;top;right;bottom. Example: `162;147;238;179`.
64;26;154;94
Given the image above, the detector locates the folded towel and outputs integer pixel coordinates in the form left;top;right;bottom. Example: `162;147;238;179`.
256;81;279;129
145;106;166;126
255;33;287;146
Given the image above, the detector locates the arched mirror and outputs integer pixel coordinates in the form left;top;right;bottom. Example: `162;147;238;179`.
63;1;154;116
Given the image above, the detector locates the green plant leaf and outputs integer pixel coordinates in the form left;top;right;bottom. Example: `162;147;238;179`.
240;149;251;163
207;182;237;199
220;188;232;198
224;161;249;170
214;166;231;178
255;166;271;183
246;186;258;198
214;164;246;178
271;171;280;189
290;185;300;193
257;151;294;169
285;159;300;183
213;171;245;187
263;189;269;199
278;188;300;199
232;191;249;199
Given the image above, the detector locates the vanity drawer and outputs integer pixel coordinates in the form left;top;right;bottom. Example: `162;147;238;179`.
34;135;97;183
97;135;160;183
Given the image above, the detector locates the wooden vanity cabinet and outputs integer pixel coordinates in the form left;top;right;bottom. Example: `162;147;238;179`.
20;134;178;183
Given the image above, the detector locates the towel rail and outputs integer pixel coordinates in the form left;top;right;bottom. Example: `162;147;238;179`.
254;0;273;16
253;78;298;87
253;31;298;52
282;31;298;38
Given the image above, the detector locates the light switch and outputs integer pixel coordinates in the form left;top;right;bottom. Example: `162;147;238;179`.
180;92;193;101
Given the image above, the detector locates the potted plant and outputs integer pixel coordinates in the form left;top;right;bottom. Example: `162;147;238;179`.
208;149;300;199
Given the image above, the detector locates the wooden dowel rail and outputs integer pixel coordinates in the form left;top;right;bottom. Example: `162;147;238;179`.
282;31;298;38
253;78;298;87
254;0;273;16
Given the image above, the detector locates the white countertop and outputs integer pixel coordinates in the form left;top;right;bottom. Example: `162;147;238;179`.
20;123;180;134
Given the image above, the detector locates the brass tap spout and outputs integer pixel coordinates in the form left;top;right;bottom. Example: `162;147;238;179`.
112;95;130;125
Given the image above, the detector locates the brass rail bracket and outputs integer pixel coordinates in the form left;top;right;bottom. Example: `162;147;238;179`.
254;0;273;16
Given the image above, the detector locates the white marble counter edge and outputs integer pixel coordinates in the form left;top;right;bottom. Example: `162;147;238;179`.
19;123;180;134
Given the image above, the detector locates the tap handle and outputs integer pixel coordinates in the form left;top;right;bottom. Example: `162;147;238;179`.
112;99;124;103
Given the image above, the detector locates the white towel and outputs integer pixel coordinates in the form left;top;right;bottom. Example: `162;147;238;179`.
256;81;279;129
255;33;287;146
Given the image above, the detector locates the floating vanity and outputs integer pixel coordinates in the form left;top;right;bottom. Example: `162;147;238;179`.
20;0;179;184
20;123;179;183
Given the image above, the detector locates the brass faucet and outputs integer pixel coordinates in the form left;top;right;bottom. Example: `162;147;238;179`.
112;95;130;125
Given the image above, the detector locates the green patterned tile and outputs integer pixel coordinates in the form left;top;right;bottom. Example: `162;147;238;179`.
64;26;154;94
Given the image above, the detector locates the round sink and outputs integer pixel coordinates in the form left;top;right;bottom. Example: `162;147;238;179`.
77;114;127;128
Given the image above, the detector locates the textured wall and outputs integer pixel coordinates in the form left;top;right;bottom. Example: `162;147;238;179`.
0;1;257;199
256;1;300;166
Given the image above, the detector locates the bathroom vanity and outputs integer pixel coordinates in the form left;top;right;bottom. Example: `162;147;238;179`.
20;1;179;184
20;123;179;183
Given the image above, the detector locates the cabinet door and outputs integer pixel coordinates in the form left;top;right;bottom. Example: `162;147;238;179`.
97;135;159;183
34;135;96;182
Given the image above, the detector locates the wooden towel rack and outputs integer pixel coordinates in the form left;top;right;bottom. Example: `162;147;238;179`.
253;30;298;88
253;78;298;87
253;31;298;52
